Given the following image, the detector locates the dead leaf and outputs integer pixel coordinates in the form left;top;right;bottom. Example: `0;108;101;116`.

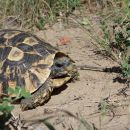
58;36;71;45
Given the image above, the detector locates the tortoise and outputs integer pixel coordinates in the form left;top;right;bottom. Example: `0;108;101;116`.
0;29;78;111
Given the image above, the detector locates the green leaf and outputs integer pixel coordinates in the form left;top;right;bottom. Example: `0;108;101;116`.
8;87;19;95
127;30;130;35
8;87;31;99
2;97;12;102
0;101;14;114
36;17;45;30
122;62;128;69
8;87;16;94
20;88;31;98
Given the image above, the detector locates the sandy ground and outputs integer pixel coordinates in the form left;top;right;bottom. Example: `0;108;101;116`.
11;20;130;130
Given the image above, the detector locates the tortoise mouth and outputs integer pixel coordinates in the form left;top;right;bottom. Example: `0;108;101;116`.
51;70;79;88
51;70;70;79
51;75;71;88
52;74;69;79
51;65;79;88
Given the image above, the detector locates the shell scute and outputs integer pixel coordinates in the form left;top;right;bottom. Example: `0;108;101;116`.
0;47;12;60
10;33;30;46
17;43;34;52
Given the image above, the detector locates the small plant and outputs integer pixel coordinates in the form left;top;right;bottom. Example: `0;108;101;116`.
98;100;110;116
111;21;130;77
0;98;14;130
0;87;31;129
122;0;130;21
8;87;31;100
121;58;130;77
98;99;115;128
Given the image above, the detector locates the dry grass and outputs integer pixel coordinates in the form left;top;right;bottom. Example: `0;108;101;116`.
0;0;80;29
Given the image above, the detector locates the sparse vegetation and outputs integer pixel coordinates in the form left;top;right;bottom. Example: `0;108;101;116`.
0;87;31;129
0;0;80;29
1;0;130;130
80;1;130;78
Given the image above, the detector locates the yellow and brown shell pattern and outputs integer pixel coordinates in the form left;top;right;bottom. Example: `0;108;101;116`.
0;29;58;97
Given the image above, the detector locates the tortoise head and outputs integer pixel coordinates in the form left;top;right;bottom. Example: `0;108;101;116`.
51;52;79;87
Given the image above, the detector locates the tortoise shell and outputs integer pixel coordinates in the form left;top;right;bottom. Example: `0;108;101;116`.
0;29;69;97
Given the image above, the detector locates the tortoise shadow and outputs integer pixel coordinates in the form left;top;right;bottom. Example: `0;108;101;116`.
13;84;69;110
52;84;68;95
41;84;68;106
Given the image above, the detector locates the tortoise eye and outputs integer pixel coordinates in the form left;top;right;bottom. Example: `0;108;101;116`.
56;63;63;67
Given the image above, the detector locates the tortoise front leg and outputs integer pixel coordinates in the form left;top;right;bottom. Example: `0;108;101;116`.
20;79;53;111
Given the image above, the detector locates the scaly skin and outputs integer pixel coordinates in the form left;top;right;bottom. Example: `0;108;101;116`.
20;78;53;111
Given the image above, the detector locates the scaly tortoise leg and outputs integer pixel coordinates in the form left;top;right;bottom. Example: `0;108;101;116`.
20;78;53;111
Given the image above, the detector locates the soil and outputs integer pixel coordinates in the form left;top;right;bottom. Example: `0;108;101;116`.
11;17;130;130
